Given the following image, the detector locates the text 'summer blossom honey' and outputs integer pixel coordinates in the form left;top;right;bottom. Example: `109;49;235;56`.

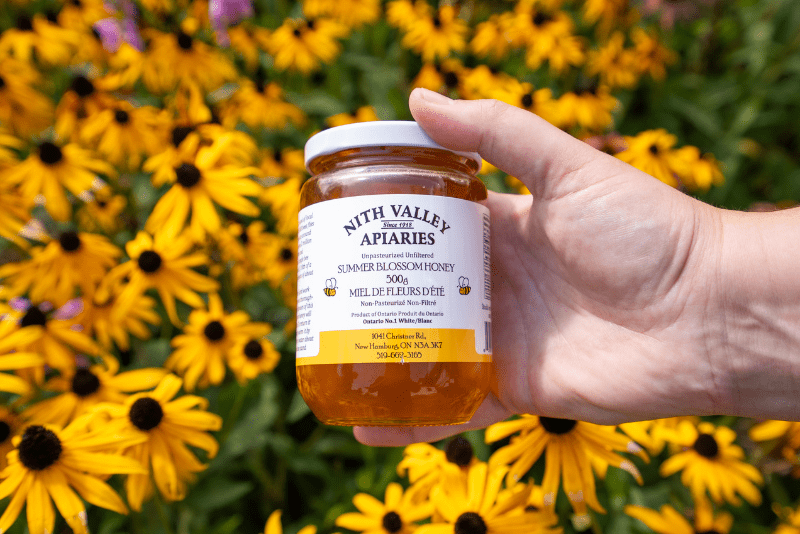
297;121;492;426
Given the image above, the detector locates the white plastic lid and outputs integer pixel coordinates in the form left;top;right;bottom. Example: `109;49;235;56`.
304;120;482;171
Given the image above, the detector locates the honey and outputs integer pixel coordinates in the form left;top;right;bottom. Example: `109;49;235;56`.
297;122;492;426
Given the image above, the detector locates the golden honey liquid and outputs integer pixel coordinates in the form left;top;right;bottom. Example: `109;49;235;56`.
298;147;491;426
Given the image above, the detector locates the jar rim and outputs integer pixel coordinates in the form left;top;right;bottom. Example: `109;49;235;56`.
304;121;482;171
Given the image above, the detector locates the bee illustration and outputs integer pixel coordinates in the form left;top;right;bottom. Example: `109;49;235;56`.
457;276;471;295
324;278;337;296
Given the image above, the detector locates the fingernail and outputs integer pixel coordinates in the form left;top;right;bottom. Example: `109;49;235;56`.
415;88;454;105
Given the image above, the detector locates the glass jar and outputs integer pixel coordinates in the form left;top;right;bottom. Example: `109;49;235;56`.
296;121;492;426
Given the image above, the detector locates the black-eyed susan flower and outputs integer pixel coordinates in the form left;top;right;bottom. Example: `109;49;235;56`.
0;406;23;470
582;0;636;35
77;279;160;351
659;420;763;506
219;73;306;131
141;27;238;93
212;220;272;289
76;188;128;234
227;23;271;70
415;462;560;534
258;148;306;182
165;293;271;390
470;13;514;61
94;374;223;511
266;509;317;534
396;436;477;496
750;420;800;476
144;147;262;241
460;65;517;101
0;415;147;534
143;123;204;187
303;0;381;29
486;416;645;517
0;182;32;248
0;319;44;396
22;356;167;427
616;128;688;187
0;14;79;66
261;234;297;288
631;27;677;81
400;5;468;62
672;146;724;191
226;336;280;384
54;74;116;142
106;230;219;326
78;100;169;170
625;496;733;534
386;0;430;32
95;42;145;91
326;106;380;128
268;17;348;73
0;57;54;137
0;140;115;222
412;61;463;94
494;80;558;125
0;230;121;306
555;84;619;132
5;298;102;377
336;481;433;534
773;504;800;534
258;176;303;236
585;32;640;89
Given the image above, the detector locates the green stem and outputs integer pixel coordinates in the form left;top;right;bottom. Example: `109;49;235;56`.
153;491;175;534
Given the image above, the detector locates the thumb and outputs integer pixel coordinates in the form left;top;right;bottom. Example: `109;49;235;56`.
409;88;600;195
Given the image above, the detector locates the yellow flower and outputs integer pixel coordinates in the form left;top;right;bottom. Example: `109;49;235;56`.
95;43;145;91
212;220;273;289
107;230;219;326
397;436;477;496
616;128;688;187
631;27;677;81
303;0;381;29
0;140;115;222
141;28;238;93
386;0;430;32
165;293;271;391
226;336;280;384
0;14;79;66
0;415;147;534
94;374;223;511
750;420;800;475
0;319;44;396
144;146;262;241
774;504;800;534
0;230;121;307
625;496;733;534
0;57;54;137
259;176;303;236
336;482;433;534
265;509;317;534
78;101;169;170
585;32;640;89
77;279;161;351
672;146;724;191
618;417;699;456
555;84;618;132
582;0;637;35
411;60;465;96
75;188;128;234
219;74;306;131
326;106;380;128
400;5;468;62
470;13;515;61
659;420;763;506
22;356;167;427
415;462;560;534
261;234;298;288
486;416;645;517
54;75;116;142
494;80;558;126
0;406;23;470
269;18;348;73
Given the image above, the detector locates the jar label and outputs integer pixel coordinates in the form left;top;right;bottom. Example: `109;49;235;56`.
296;194;491;365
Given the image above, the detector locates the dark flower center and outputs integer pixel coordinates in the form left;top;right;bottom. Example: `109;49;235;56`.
444;71;459;89
137;250;163;273
280;248;294;262
71;368;101;397
521;93;534;108
382;511;403;534
171;126;194;147
243;340;263;360
119;349;132;366
17;15;33;31
273;149;283;163
18;425;62;470
649;144;660;155
432;15;441;28
176;31;193;50
454;512;487;534
114;109;130;124
306;19;316;30
254;67;268;93
59;231;81;252
239;229;249;244
540;417;577;435
445;436;474;467
20;306;47;327
176;163;202;188
0;421;10;443
204;320;226;341
293;28;302;37
693;433;719;458
0;76;5;90
71;75;95;97
532;12;553;26
96;199;108;208
525;504;539;512
39;142;64;165
46;11;59;23
129;397;163;430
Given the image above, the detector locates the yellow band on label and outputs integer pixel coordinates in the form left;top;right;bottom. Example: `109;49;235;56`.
296;328;492;365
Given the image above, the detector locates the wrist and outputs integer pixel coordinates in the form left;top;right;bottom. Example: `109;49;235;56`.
712;207;800;419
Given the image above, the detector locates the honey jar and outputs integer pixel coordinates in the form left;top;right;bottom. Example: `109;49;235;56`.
296;121;492;426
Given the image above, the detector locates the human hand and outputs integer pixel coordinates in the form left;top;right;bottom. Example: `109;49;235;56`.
354;88;725;446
